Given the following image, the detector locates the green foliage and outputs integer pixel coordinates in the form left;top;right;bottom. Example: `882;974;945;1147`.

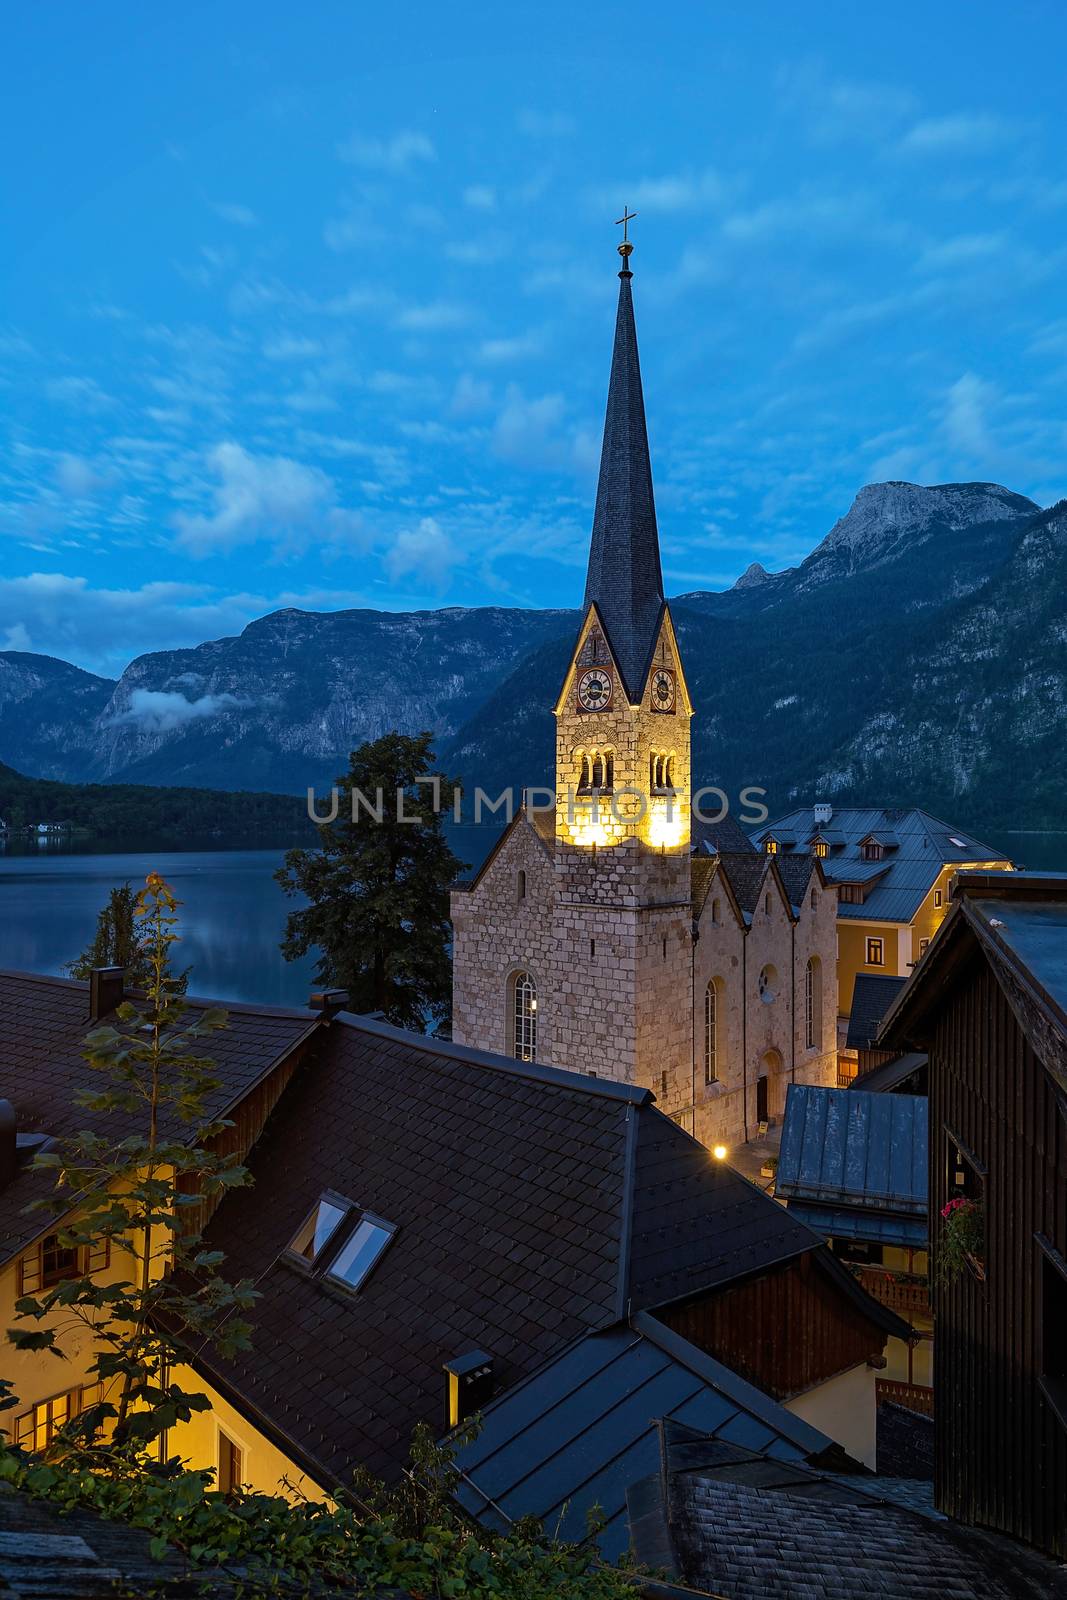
936;1196;985;1286
6;873;256;1465
277;732;467;1030
0;761;312;848
0;1393;638;1598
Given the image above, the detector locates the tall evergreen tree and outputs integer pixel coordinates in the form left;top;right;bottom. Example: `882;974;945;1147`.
66;883;188;993
276;732;466;1030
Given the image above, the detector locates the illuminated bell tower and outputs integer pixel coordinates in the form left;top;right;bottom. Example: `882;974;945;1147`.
550;221;694;1106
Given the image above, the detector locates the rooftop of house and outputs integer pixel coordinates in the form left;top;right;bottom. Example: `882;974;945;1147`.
628;1418;1067;1599
453;1311;856;1560
751;806;1012;924
880;871;1067;1104
0;968;318;1266
776;1084;928;1248
850;1051;928;1095
189;1011;840;1488
847;973;909;1049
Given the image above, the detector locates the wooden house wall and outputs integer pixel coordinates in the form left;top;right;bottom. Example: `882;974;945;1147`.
660;1252;883;1400
178;1044;311;1234
932;958;1067;1558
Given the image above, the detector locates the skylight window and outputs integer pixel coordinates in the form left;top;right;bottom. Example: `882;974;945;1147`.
289;1197;347;1264
949;836;967;848
326;1216;395;1291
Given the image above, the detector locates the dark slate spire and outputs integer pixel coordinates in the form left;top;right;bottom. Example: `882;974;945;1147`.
582;242;665;703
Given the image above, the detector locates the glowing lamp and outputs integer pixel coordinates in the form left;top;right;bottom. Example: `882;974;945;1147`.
712;1144;728;1161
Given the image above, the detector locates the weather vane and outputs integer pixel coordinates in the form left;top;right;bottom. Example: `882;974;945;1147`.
615;206;637;264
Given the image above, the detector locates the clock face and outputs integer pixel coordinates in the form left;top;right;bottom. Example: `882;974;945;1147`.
577;667;612;712
651;668;676;712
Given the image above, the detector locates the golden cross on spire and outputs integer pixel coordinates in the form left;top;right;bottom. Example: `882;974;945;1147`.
615;206;637;243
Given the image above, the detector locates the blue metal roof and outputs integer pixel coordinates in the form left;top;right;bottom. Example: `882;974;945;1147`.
752;807;1011;924
777;1085;928;1228
785;1200;928;1249
453;1313;830;1560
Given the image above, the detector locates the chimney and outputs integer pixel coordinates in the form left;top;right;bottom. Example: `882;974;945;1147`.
308;989;350;1021
89;965;125;1021
0;1100;15;1191
443;1350;494;1430
813;802;833;826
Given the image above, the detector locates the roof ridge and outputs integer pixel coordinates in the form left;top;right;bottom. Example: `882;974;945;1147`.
333;1011;652;1104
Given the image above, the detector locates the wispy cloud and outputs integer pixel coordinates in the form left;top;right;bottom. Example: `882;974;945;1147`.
174;442;364;556
384;516;458;589
898;113;1016;156
463;185;496;211
210;200;259;227
336;130;436;172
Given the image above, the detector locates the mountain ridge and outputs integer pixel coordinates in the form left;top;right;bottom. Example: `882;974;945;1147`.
0;480;1059;832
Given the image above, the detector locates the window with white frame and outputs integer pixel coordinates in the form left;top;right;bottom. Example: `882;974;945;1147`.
512;970;537;1061
14;1383;101;1453
18;1232;110;1296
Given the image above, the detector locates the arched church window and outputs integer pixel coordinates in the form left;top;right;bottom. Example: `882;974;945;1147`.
704;979;722;1083
805;957;822;1049
512;971;537;1062
576;751;591;793
517;869;526;901
603;751;614;790
663;754;675;789
711;898;721;924
590;753;604;789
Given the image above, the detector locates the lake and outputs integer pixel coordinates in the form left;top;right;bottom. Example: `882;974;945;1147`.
0;825;504;1007
1;827;1064;1008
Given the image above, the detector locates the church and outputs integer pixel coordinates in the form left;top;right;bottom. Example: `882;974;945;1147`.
451;232;838;1151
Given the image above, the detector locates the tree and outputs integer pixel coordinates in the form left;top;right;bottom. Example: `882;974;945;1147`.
66;883;155;990
276;732;466;1030
8;872;256;1468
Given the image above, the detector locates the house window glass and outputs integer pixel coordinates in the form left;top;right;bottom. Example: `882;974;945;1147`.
513;971;537;1061
704;981;721;1083
812;840;828;858
764;838;779;855
934;888;943;908
866;937;884;966
862;842;884;862
13;1385;99;1453
41;1233;80;1289
288;1197;347;1264
326;1216;395;1292
217;1429;243;1497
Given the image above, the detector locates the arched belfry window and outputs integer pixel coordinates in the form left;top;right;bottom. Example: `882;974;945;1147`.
805;957;822;1050
577;748;614;793
512;971;537;1062
704;979;722;1083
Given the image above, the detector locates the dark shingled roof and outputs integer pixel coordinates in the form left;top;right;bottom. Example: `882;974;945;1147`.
581;267;665;702
692;814;757;856
630;1418;1067;1599
190;1014;869;1488
715;853;770;918
0;969;317;1266
847;973;908;1049
774;852;820;909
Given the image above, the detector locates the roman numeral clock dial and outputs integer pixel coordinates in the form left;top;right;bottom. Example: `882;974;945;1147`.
651;668;676;712
577;668;612;712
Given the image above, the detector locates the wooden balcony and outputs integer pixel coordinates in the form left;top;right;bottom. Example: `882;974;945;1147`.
877;1378;934;1416
858;1267;931;1318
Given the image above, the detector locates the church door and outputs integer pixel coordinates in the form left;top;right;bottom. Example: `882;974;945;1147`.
756;1074;769;1124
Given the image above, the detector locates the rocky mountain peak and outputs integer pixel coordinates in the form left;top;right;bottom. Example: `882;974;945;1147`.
814;480;1038;563
732;561;772;590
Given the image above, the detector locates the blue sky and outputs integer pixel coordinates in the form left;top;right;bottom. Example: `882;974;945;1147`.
3;0;1066;675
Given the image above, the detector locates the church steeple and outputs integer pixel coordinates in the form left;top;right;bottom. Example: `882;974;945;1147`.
582;227;664;703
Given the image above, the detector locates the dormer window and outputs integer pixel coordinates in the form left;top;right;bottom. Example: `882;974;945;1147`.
764;838;779;856
811;839;828;859
285;1193;397;1293
862;841;884;862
